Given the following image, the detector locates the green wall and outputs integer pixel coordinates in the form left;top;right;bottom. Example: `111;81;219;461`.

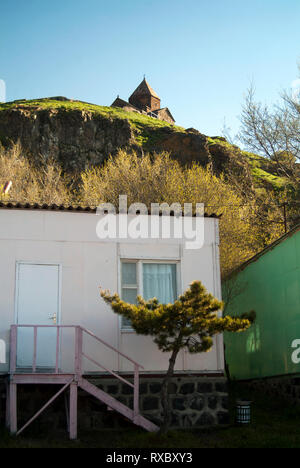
223;228;300;380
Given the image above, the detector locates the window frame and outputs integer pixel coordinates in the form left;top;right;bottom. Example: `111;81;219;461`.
119;259;181;332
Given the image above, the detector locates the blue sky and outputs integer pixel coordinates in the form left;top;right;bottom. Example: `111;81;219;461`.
0;0;299;138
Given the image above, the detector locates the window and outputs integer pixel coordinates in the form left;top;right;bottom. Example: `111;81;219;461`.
120;261;178;330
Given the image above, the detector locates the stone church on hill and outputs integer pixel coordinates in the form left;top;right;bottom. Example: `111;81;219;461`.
111;78;175;124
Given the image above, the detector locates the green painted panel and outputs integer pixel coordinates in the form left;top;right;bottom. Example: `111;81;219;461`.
223;229;300;380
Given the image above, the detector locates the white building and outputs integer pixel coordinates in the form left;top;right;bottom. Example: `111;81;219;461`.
0;204;223;375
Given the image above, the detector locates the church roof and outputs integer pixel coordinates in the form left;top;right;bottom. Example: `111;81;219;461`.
111;97;138;110
129;78;160;100
152;107;175;122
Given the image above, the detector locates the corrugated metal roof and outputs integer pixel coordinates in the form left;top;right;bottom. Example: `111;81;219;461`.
0;202;96;212
0;201;220;217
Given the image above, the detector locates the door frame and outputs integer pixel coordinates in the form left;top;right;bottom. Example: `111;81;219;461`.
14;261;62;326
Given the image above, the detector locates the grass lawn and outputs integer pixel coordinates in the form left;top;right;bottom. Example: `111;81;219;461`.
1;382;300;448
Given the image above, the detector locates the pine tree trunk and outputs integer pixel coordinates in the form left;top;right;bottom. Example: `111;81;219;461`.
160;347;179;433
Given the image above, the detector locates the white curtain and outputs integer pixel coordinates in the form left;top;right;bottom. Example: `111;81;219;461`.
143;264;177;304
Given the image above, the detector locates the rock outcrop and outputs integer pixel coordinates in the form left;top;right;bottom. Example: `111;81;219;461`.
0;106;136;171
0;98;259;191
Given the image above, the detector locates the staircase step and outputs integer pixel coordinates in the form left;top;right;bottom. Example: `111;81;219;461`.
137;414;160;432
78;378;159;432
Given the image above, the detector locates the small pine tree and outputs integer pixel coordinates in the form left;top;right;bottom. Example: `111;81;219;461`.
100;280;254;432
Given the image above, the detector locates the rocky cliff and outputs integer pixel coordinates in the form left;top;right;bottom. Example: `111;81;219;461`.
0;97;285;189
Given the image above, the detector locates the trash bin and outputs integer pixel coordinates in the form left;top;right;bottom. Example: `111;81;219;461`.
236;400;251;425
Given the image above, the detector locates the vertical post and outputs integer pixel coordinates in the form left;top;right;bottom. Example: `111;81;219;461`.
69;382;77;440
8;326;17;433
5;378;10;429
10;325;17;373
75;327;83;377
55;326;60;374
133;364;139;423
9;381;17;434
32;326;37;373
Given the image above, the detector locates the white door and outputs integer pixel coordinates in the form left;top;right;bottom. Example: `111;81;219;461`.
15;263;61;368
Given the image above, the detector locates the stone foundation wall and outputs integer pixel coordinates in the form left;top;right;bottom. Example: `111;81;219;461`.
87;376;229;429
244;375;300;405
0;375;229;433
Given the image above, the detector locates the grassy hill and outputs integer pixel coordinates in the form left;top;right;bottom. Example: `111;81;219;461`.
0;97;289;191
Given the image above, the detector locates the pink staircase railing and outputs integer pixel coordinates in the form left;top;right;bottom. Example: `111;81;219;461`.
9;324;144;425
